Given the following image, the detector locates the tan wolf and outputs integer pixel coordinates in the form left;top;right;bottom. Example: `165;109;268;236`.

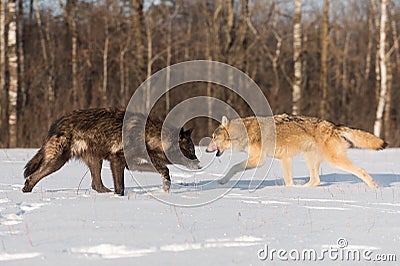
206;114;387;188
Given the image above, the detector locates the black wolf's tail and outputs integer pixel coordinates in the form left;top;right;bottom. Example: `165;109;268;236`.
24;132;70;178
24;148;45;178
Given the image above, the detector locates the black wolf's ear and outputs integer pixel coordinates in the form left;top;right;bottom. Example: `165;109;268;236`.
180;128;193;138
184;128;193;136
221;116;230;127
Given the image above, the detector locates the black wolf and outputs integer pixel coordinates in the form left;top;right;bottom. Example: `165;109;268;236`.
22;108;199;195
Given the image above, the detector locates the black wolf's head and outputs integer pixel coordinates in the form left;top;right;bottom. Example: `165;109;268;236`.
178;128;200;169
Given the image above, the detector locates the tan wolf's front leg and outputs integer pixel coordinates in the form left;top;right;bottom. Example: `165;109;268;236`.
280;158;294;186
218;150;265;185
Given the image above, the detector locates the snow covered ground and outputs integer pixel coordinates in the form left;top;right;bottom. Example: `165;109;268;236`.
0;148;399;265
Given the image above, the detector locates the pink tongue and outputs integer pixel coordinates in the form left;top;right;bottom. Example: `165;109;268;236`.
211;143;218;151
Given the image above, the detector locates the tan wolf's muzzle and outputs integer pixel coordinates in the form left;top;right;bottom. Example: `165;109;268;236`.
206;140;223;157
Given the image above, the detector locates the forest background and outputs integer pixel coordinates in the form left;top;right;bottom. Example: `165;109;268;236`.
0;0;398;147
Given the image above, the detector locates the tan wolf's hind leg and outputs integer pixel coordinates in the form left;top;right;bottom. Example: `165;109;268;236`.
326;156;378;188
303;151;321;187
280;158;294;186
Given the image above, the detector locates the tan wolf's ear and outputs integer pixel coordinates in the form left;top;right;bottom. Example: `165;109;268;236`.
221;116;229;127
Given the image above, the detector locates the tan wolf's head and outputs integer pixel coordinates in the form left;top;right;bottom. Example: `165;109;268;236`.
206;116;231;157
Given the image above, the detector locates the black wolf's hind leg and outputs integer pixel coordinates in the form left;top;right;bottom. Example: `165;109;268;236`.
85;158;111;193
23;155;69;192
110;156;125;196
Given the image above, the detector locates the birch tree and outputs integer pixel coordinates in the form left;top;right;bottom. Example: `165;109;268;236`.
373;0;388;137
69;0;78;107
292;0;302;115
8;0;18;147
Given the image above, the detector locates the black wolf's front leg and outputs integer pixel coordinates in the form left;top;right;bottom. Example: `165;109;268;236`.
148;150;171;192
110;155;126;196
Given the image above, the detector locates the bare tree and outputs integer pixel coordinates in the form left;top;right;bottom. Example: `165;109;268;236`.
34;0;54;122
69;0;78;108
319;0;330;119
292;0;302;115
17;0;24;109
102;6;109;104
373;0;388;137
0;0;5;136
59;0;78;108
389;0;400;69
371;0;381;100
8;0;18;147
132;0;146;81
365;1;374;81
165;4;179;114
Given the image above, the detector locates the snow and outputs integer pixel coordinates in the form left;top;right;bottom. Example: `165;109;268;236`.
0;148;399;265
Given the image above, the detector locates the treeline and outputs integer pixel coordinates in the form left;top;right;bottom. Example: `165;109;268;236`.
0;0;399;147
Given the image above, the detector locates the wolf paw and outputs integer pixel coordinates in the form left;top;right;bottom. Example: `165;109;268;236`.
218;178;229;185
114;188;125;196
162;180;171;192
368;182;378;189
92;185;112;193
303;181;320;187
22;185;32;193
284;182;294;187
22;180;33;193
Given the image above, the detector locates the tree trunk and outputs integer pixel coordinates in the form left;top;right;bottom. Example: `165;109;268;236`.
205;10;212;134
119;47;127;105
364;4;373;84
34;0;54;122
165;21;172;114
371;0;380;100
224;0;234;59
0;0;5;138
8;0;18;147
389;0;400;69
70;0;78;108
132;0;145;81
102;14;109;104
373;0;388;137
292;0;302;115
383;52;392;142
341;31;351;121
17;0;25;109
145;16;152;111
319;0;329;119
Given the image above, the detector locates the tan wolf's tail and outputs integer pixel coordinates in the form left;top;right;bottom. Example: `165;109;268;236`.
339;126;387;150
